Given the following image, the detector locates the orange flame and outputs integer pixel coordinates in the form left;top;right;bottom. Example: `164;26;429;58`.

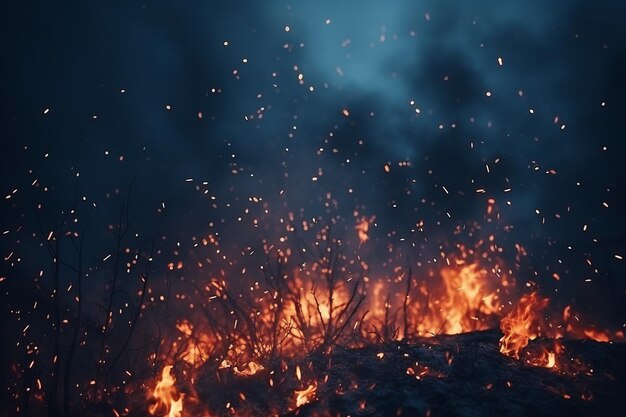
176;320;212;367
397;263;504;337
149;365;184;417
526;348;557;369
583;328;610;342
295;382;317;407
439;265;500;334
499;291;549;359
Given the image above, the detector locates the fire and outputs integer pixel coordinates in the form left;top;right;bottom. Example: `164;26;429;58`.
439;264;501;334
176;320;212;367
583;328;610;342
149;365;184;417
169;398;184;417
559;305;622;343
526;347;558;369
499;291;549;359
400;263;504;337
139;243;619;415
284;268;356;349
295;382;318;407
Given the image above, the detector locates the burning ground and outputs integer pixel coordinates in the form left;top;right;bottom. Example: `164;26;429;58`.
190;331;626;417
140;248;626;417
2;215;624;417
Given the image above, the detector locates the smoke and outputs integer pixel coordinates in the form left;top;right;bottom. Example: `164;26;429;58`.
1;1;626;318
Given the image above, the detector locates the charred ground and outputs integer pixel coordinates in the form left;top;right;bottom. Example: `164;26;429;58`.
125;330;625;417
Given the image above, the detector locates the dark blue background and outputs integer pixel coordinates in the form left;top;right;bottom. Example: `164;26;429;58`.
2;1;626;319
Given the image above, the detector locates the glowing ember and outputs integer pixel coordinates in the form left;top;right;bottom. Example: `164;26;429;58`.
526;347;559;369
149;365;184;417
355;216;374;245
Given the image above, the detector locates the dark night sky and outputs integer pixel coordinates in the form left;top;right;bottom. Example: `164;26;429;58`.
2;1;626;321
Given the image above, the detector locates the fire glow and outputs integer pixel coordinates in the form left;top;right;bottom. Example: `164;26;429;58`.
149;366;184;417
139;234;619;415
